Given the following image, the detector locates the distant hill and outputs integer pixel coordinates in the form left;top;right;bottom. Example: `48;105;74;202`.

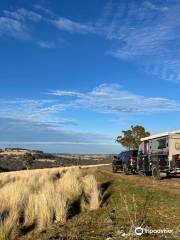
0;148;113;173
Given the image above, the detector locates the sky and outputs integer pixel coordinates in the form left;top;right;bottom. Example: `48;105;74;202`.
1;0;180;153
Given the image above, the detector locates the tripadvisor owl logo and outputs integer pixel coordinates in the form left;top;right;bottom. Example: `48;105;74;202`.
135;227;144;236
135;227;173;236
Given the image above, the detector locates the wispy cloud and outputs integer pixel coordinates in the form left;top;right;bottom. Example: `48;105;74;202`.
143;1;169;12
97;0;180;83
0;99;69;127
33;4;55;16
0;8;43;41
2;84;180;150
49;83;180;114
0;117;112;148
0;8;54;47
3;8;42;22
0;16;30;40
0;7;94;46
52;17;95;34
3;84;180;131
2;2;180;82
37;40;56;48
49;90;82;97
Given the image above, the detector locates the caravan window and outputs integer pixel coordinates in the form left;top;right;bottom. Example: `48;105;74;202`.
157;138;166;149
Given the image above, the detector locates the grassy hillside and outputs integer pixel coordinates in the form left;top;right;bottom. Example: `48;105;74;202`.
0;166;179;239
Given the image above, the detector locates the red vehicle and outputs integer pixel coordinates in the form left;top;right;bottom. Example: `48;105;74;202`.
112;150;138;174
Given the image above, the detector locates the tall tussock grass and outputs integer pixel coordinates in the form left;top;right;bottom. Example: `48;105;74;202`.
82;175;101;210
0;167;101;239
57;168;82;201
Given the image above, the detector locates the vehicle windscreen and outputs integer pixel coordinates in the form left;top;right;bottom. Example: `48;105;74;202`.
120;152;126;160
125;151;131;158
118;153;122;159
132;150;138;157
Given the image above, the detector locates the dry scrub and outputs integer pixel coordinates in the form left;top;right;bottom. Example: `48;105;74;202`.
0;167;101;239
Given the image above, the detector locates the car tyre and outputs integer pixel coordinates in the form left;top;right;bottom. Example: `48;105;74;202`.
123;164;128;175
152;166;161;180
112;165;117;173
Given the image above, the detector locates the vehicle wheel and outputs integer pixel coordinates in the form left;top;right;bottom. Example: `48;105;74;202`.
137;170;144;176
140;171;150;176
123;164;128;174
145;171;152;176
152;166;161;180
131;169;136;175
112;165;117;173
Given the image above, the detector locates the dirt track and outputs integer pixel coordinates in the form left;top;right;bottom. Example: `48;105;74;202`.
99;164;180;196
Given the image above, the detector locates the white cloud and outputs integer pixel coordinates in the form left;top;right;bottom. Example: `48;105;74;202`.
0;9;40;42
0;117;113;148
0;8;57;49
2;84;180;151
0;8;55;47
143;1;169;11
0;16;30;40
1;3;180;82
96;0;180;83
0;7;95;46
0;99;69;126
50;84;180;114
37;40;56;48
49;90;82;97
3;84;180;130
33;5;54;16
52;17;95;34
3;8;42;22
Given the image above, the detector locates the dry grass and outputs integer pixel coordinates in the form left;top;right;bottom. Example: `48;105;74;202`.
0;166;101;239
82;174;101;210
57;168;82;201
0;215;18;240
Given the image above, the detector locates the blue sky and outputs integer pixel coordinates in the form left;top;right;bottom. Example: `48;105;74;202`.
1;0;180;153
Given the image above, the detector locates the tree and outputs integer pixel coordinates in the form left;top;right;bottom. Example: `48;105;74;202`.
22;153;35;170
116;125;150;149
